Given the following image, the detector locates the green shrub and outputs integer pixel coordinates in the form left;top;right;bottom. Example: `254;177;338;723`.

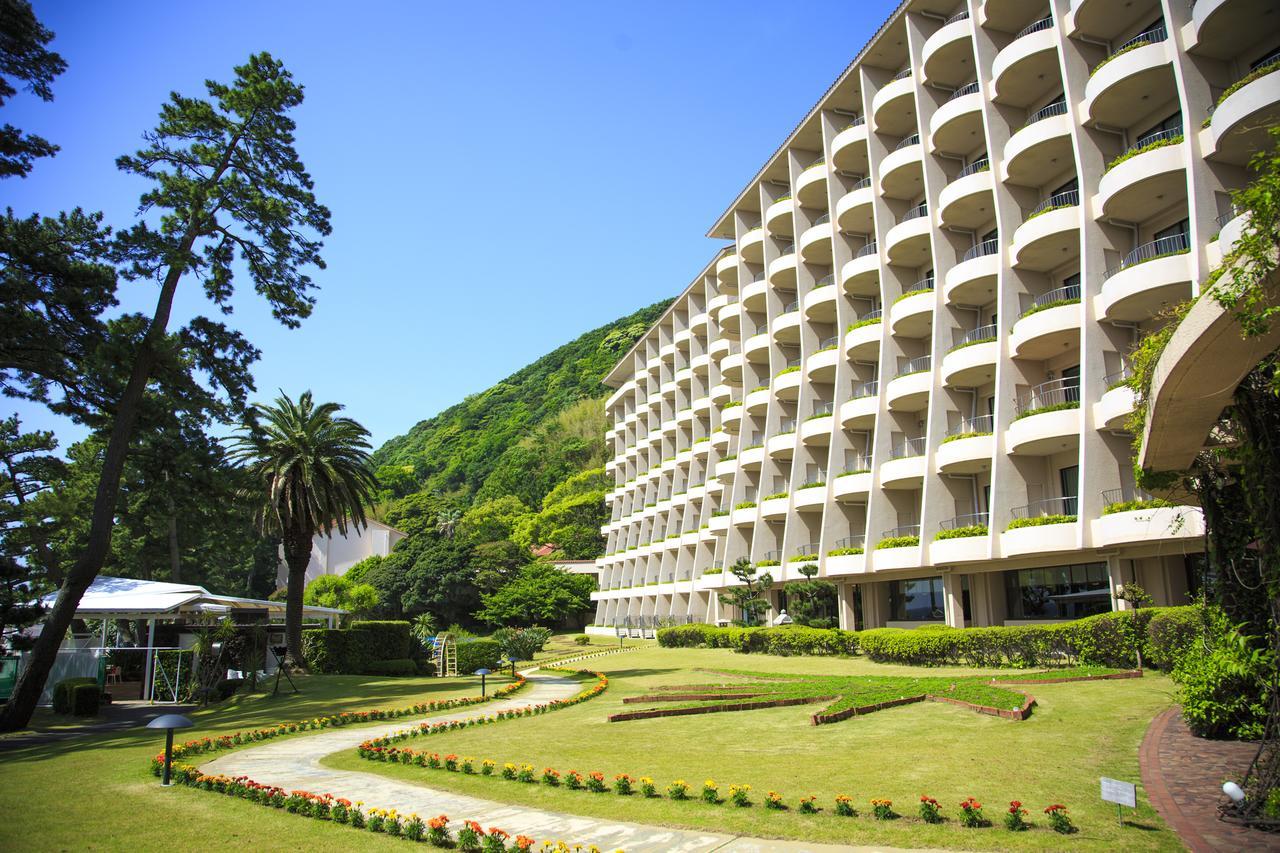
798;481;825;489
1090;37;1155;76
70;682;101;716
364;658;417;677
301;628;373;674
1146;606;1202;671
1173;609;1267;739
573;635;591;646
1212;59;1279;113
734;501;757;510
1106;134;1183;173
755;559;780;567
456;639;502;673
702;567;723;574
415;658;437;676
350;620;412;661
876;535;919;548
1102;498;1174;515
847;317;882;331
657;624;857;656
777;366;800;376
934;525;988;540
941;430;990;444
1019;296;1080;320
894;287;933;304
827;546;864;556
1005;514;1076;530
763;491;788;501
52;677;98;715
1011;400;1079;421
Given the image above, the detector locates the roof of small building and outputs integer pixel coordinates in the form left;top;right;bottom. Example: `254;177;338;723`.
41;575;345;620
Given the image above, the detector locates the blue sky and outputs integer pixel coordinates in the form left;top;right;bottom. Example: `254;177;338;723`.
9;0;898;450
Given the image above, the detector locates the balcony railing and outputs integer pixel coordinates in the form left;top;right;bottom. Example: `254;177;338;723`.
1025;188;1079;220
955;156;990;179
1132;124;1182;152
890;436;927;459
906;275;935;293
1215;206;1240;228
962;238;999;262
897;354;931;377
1104;364;1132;388
1016;376;1080;415
945;413;994;437
816;273;835;288
754;321;769;336
786;354;802;368
948;80;980;102
951;323;997;350
778;418;797;435
811;401;834;418
842;453;873;474
1010;496;1078;519
891;67;912;81
1021;281;1081;316
783;299;800;313
818;334;839;350
943;9;970;26
882;523;921;539
1115;23;1167;57
1104;232;1190;279
813;213;832;227
780;243;796;256
940;511;989;530
833;535;866;551
894;133;921;151
1014;15;1053;40
843;115;866;129
855;241;879;258
1024;99;1067;128
855;307;882;325
803;158;826;172
848;175;873;192
900;201;929;223
761;549;783;563
852;379;879;399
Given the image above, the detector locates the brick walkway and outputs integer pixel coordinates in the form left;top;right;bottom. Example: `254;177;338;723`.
1140;706;1280;852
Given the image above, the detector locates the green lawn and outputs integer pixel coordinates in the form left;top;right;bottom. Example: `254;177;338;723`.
331;646;1182;851
0;673;510;852
529;633;655;663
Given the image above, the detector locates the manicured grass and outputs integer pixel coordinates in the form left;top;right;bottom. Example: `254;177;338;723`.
0;673;509;851
530;633;655;664
331;647;1181;851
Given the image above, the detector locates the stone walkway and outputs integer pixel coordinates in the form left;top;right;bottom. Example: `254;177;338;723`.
1140;706;1280;852
203;668;934;852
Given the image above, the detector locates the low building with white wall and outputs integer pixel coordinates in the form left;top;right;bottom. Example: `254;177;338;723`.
276;519;406;589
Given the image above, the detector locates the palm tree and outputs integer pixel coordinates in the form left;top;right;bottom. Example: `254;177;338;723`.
435;508;462;539
231;391;377;666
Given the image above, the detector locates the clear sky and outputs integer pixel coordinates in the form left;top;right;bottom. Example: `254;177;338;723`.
8;0;899;451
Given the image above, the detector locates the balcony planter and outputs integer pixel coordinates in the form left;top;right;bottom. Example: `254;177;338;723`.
876;535;920;548
933;524;988;540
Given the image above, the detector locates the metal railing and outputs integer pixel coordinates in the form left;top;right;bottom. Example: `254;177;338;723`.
1023;281;1081;314
818;334;839;350
834;534;865;550
1104;232;1190;279
815;273;835;288
955;156;990;179
907;275;935;293
1016;376;1080;415
943;9;970;25
890;436;927;459
1024;99;1067;128
786;354;802;368
1113;23;1167;56
856;307;882;325
811;401;834;417
891;67;912;81
778;418;797;435
940;512;989;530
793;542;820;556
1010;496;1078;519
783;299;800;313
844;115;866;129
803;158;826;172
894;132;921;151
951;322;997;350
755;321;769;335
848;175;872;192
813;212;831;226
897;354;931;377
855;241;879;258
780;242;796;256
1102;485;1158;505
901;201;929;223
1215;206;1240;228
842;453;873;473
948;80;980;102
1025;188;1079;220
762;549;783;563
946;413;994;437
801;469;827;487
1131;124;1182;152
962;238;999;262
852;379;879;399
881;523;921;538
1014;15;1053;40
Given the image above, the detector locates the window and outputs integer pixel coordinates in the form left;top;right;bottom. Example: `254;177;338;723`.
1137;112;1182;143
1059;465;1079;514
1052;177;1078;198
1004;563;1109;620
1155;219;1189;241
1061;364;1080;404
1250;46;1279;71
889;577;946;622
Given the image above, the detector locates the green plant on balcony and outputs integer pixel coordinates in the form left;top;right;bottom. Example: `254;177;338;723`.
948;334;996;352
827;546;864;557
644;502;656;508
694;437;710;444
941;430;991;444
721;453;737;461
743;442;763;451
817;341;838;353
847;316;883;331
798;480;825;489
711;510;730;518
755;559;781;567
1012;400;1080;421
1210;59;1280;119
790;553;819;563
699;524;710;530
673;490;687;497
1006;514;1076;530
702;567;723;575
662;456;675;463
1103;497;1174;515
876;535;920;549
751;385;768;393
1090;38;1155;77
1025;200;1076;221
1018;295;1080;320
763;491;789;501
774;194;792;203
838;468;871;476
805;411;832;421
894;287;933;304
734;501;758;510
934;525;988;541
777;365;801;376
1105;133;1183;173
722;400;743;409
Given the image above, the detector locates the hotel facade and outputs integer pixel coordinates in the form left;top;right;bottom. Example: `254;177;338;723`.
590;0;1279;633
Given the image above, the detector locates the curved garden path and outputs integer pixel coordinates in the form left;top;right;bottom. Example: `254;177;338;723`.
202;662;932;852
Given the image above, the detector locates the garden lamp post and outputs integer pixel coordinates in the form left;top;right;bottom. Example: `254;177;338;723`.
147;713;194;786
475;668;491;697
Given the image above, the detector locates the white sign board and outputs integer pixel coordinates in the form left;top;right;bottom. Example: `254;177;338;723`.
1101;777;1137;808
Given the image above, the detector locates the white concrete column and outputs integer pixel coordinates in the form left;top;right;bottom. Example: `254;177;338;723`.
837;583;858;631
942;573;965;628
142;618;156;703
1107;555;1131;611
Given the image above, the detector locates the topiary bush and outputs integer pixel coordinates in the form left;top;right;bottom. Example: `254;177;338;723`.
456;639;502;673
70;682;101;716
53;677;98;715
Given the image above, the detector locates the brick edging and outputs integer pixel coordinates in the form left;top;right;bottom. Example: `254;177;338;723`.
1141;706;1214;853
992;670;1143;685
608;695;832;722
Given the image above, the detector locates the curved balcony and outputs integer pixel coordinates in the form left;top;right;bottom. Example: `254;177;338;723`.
835;178;874;233
887;356;932;411
719;351;745;383
1097;133;1186;220
1095;374;1136;431
936;418;994;474
715;296;741;331
768;247;798;287
881;440;927;489
773;367;803;401
799;218;833;263
731;504;757;527
795;159;828;207
1191;0;1275;58
1003;103;1072;187
710;382;733;406
741;275;769;312
1068;0;1155;41
938;160;993;229
1083;28;1174;128
739;226;766;263
944;239;999;305
715;250;739;283
740;444;766;470
922;12;974;88
941;326;998;387
760;493;789;520
1010;285;1081;359
992;18;1059;108
707;291;731;315
765;196;796;236
771;304;802;345
930;83;984;155
794;482;827;510
879;136;924;199
766;428;796;460
1003;498;1079;556
840;242;880;296
840;381;879;429
743;327;770;362
1203;65;1280;167
833;468;872;502
803;275;838;322
1008;380;1082;455
800;406;834;444
806;344;839;383
929;516;990;564
1011;191;1080;271
831;117;869;173
1096;234;1192;323
884;204;932;267
744;386;771;415
843;313;882;361
889;284;934;338
719;401;743;432
872;72;917;137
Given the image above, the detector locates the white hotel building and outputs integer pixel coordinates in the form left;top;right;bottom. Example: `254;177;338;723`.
590;0;1279;632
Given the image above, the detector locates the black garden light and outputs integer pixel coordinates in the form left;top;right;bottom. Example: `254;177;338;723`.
147;713;194;786
475;667;491;697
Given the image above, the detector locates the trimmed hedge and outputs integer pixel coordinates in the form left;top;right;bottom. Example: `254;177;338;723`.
53;677;98;715
350;621;412;661
302;628;373;674
456;640;503;674
657;624;858;657
364;659;417;677
71;682;101;716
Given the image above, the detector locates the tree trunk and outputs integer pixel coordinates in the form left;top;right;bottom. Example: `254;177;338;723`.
282;525;313;669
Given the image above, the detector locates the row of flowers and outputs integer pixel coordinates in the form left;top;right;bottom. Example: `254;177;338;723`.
151;673;529;771
358;669;609;753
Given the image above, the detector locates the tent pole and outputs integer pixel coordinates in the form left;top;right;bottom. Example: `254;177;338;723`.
100;619;108;649
143;619;156;703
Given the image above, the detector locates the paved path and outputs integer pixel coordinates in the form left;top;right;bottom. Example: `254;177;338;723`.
203;668;932;852
1140;706;1280;852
